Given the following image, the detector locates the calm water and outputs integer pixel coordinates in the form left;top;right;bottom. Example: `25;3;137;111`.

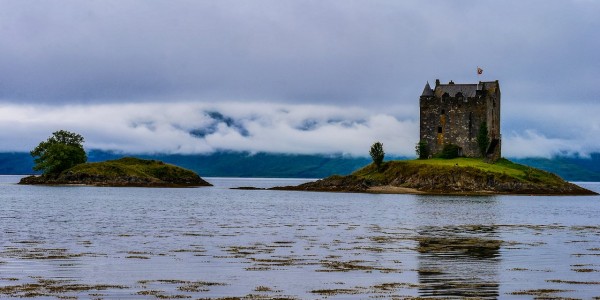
0;175;599;299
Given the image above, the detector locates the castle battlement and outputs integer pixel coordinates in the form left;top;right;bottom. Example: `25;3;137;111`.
419;79;501;159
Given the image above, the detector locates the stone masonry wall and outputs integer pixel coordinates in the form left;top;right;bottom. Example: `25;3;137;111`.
419;81;500;159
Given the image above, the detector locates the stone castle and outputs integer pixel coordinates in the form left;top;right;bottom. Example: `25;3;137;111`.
419;79;501;160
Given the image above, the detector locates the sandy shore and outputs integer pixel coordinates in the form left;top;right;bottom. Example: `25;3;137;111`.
367;185;424;194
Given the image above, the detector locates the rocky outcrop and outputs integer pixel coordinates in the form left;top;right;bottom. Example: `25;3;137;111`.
272;175;371;193
19;173;210;187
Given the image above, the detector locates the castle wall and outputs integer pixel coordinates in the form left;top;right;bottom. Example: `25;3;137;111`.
419;81;501;159
485;84;501;160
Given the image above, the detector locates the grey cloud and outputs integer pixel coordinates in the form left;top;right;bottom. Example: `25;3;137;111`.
0;1;598;106
190;111;250;138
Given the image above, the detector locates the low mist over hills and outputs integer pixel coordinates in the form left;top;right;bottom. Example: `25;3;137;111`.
2;151;600;181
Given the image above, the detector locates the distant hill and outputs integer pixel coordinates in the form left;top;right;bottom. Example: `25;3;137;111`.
0;153;38;175
512;154;600;182
2;150;600;181
2;150;375;179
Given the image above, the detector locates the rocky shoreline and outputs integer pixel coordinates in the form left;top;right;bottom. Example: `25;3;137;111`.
19;173;211;187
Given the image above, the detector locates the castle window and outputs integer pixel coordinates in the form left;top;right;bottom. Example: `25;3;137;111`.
441;109;445;115
437;126;443;134
442;92;449;102
468;112;473;138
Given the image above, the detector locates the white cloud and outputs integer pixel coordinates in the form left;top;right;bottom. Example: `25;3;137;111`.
500;103;600;158
503;130;584;158
2;101;599;158
0;102;418;156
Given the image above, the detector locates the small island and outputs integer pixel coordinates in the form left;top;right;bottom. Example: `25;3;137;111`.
19;157;212;187
272;158;597;195
272;79;594;195
19;130;211;187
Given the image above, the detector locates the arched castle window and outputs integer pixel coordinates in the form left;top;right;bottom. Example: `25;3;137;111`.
441;109;445;115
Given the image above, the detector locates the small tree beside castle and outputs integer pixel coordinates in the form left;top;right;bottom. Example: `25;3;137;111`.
415;141;428;159
369;142;385;171
477;122;490;157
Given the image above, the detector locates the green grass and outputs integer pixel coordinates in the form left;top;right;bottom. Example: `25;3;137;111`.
409;158;526;178
66;157;199;181
352;157;565;185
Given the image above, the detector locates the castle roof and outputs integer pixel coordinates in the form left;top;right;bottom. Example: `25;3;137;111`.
435;83;477;98
434;81;498;98
421;81;434;97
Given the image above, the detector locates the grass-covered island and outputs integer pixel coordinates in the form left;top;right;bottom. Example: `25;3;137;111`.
273;158;597;195
19;157;212;187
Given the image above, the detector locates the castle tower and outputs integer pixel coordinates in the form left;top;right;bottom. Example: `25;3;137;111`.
419;79;501;160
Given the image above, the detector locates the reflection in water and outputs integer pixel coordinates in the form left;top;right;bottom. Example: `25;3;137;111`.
412;195;502;298
416;225;501;298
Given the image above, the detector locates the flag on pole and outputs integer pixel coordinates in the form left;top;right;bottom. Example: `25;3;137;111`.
477;67;483;75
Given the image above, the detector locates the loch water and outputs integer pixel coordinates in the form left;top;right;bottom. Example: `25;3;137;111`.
0;175;599;299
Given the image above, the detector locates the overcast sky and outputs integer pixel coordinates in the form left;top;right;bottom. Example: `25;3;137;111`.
1;0;599;157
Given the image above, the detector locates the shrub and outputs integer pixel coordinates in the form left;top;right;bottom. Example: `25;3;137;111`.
415;141;429;159
438;144;460;159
